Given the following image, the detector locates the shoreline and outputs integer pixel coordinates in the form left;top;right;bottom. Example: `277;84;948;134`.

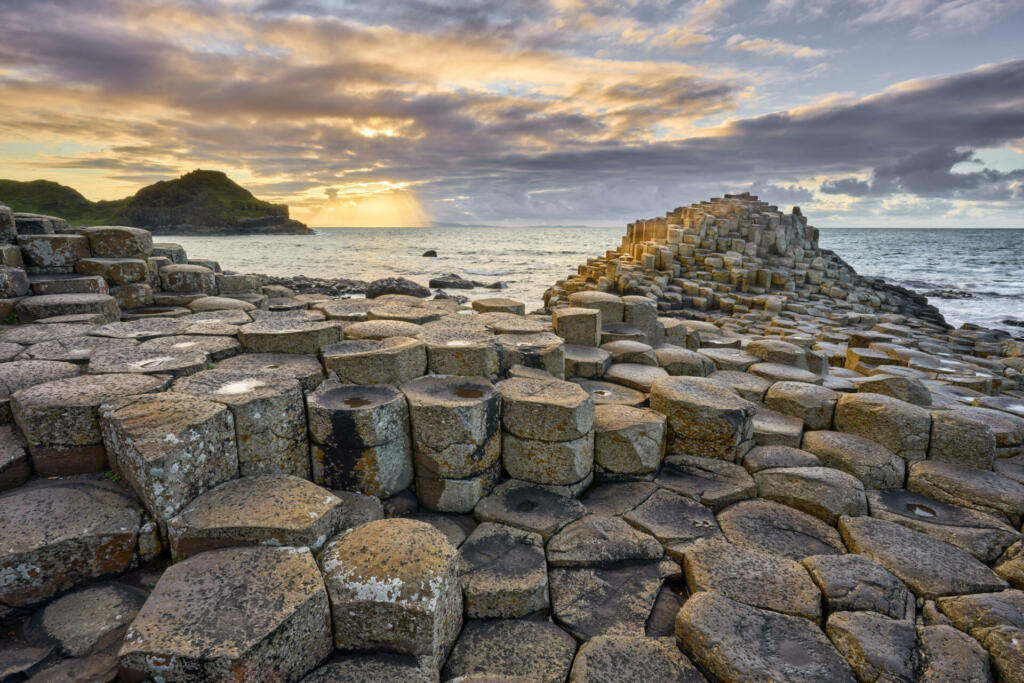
0;196;1022;680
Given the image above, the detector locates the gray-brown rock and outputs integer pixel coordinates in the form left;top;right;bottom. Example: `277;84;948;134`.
654;344;715;376
120;546;331;681
604;363;668;392
593;404;665;475
825;611;920;683
34;582;147;657
457;522;548;618
802;554;915;620
553;307;601;347
239;318;345;354
564;344;612;379
909;460;1024;527
718;498;846;560
754;466;867;524
547;515;663;567
88;345;208;378
802;430;905;489
0;424;29;491
918;624;993;683
765;381;838;430
442;619;577;682
623;488;722;559
834;393;932;462
568;635;704;683
473;479;586;540
649;376;758;461
496;332;566;379
217;351;324;392
656;454;756;511
323;337;427;385
929;410;997;469
742;444;821;473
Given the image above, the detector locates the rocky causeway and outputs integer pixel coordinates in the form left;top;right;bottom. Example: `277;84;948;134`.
0;193;1022;681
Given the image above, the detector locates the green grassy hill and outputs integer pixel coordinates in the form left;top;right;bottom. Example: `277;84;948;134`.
0;170;311;234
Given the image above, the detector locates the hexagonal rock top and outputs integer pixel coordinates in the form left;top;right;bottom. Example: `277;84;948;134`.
318;518;462;670
238;319;345;355
0;480;141;607
167;475;356;561
497;377;594;442
119;546;331;681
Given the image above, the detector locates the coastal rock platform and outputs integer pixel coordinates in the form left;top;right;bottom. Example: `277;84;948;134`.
0;195;1022;681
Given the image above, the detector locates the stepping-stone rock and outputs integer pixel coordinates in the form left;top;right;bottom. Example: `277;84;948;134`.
604;362;668;392
623;488;721;559
593;404;665;475
697;347;759;371
856;373;932;407
238;319;344;354
89;317;190;340
568;291;623;323
838;515;1008;598
570;378;646;407
654;344;714;376
120;546;331;681
957;405;1024;457
0;424;29;491
718;498;845;560
138;333;240;361
487;315;547;336
834;393;932;462
82;226;152;258
656;454;756;511
496;332;566;378
323;337;427;385
579;481;658;517
909;460;1024;527
802;554;915;620
12;373;167;475
173;368;309;477
33;582;147;657
551;558;679;640
217;352;324;392
867;489;1020;563
319;519;461;670
802;430;905;489
707;369;773;402
675;590;855;682
601;340;657;366
0;480;141;607
251;308;321;321
752;407;804;448
825;611;920;683
15;335;137;363
928;410;997;469
306;382;413;497
471;297;526;315
442;619;576;682
159;263;217;294
473;479;586;540
99;393;239;523
184;309;252;325
367;302;443;325
568;635;703;683
88;345;207;378
743;444;820;473
754;466;867;524
17;234;90;268
765;381;838;430
0;266;29;297
1;323;96;345
0;359;81;421
649;376;758;461
414;463;502;515
600;322;646;344
749;361;822;385
682;537;822;621
344;319;423;340
418;327;500;379
15;293;119;323
547;515;663;567
166;475;359;560
74;257;149;285
748;338;809;368
302;653;434;683
936;590;1024;683
918;624;993;683
457;522;548;618
553;306;601;347
564;344;612;378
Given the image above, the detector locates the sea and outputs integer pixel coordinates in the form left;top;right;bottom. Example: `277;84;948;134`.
163;227;1024;331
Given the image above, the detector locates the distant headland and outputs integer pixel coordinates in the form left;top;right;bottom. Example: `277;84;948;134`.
0;169;313;235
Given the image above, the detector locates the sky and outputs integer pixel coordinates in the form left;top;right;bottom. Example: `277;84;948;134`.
0;0;1023;228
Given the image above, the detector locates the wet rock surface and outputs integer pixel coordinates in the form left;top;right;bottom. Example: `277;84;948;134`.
0;194;1019;679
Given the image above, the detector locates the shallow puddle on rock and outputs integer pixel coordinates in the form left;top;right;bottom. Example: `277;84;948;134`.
907;502;937;517
132;356;173;369
343;397;371;408
455;387;484;399
516;499;538;512
216;378;267;395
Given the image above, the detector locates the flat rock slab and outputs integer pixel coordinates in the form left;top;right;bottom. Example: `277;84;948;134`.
604;363;668;393
579;481;658;517
834;392;931;462
216;352;324;392
935;590;1024;682
649;376;758;461
457;522;548;618
706;370;773;402
318;518;461;670
546;515;663;567
120;546;331;681
0;322;96;345
474;480;586;540
838;515;1007;599
550;558;680;640
868;488;1020;563
918;624;993;683
682;537;822;621
323;337;427;385
743;444;821;473
754;466;867;524
167;475;354;560
909;460;1024;527
675;590;855;682
34;582;147;657
802;553;915;620
239;319;345;354
825;611;920;683
442;619;577;682
303;653;435;683
16;335;137;363
802;429;905;489
623;488;722;559
88;346;208;377
0;480;141;607
139;334;241;361
498;377;594;442
570;379;647;407
717;498;846;560
89;318;191;340
344;319;423;340
15;293;119;324
0;360;80;401
656;454;755;511
568;635;704;683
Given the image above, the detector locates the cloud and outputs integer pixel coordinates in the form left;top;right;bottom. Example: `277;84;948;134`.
725;34;826;59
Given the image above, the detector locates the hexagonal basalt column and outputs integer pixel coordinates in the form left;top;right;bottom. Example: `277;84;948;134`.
318;518;462;671
649;376;758;462
217;352;325;392
498;377;594;487
172;368;310;478
418;326;501;379
593;404;666;475
119;546;331;681
15;293;120;323
552;307;602;347
160;263;217;294
88;346;209;378
496;332;566;379
82;226;153;258
11;373;168;475
0;480;141;607
322;337;427;384
166;475;360;560
75;257;149;285
457;522;548;618
239;318;345;355
17;234;90;270
99;393;239;525
402;375;501;512
306;382;413;498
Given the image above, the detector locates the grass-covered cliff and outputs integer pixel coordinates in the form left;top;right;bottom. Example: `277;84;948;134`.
0;170;312;234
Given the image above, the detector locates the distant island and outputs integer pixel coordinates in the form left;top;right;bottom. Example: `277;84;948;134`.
0;169;313;235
